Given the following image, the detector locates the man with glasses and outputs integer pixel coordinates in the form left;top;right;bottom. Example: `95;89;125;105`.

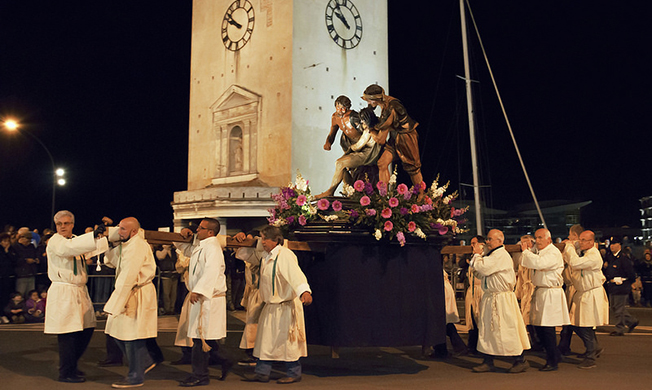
45;210;108;383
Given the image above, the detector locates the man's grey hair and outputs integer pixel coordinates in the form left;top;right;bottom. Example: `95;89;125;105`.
54;210;75;224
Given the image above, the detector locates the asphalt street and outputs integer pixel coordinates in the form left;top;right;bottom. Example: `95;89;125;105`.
1;307;651;389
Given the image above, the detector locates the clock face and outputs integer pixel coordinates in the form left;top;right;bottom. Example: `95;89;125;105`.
325;0;363;49
221;0;255;51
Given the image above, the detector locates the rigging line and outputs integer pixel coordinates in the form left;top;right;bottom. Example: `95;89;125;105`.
464;0;547;229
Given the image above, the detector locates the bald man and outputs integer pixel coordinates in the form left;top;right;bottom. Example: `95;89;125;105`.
104;218;158;388
563;230;609;369
470;229;530;373
521;228;571;372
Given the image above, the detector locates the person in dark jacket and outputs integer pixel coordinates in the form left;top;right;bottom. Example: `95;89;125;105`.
12;232;39;298
0;232;18;311
636;252;652;307
603;236;638;336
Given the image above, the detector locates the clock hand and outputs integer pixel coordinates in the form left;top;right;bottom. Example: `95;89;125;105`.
227;15;243;29
333;5;351;29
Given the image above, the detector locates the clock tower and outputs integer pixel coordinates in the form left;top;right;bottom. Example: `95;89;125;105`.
172;0;389;231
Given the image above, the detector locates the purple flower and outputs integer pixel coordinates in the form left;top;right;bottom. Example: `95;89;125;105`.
389;197;399;208
366;209;377;216
381;208;392;219
396;231;406;246
364;182;374;195
296;195;307;206
332;200;343;212
360;196;371;206
403;191;412;201
354;180;365;192
384;220;393;232
350;210;359;219
317;198;330;211
377;181;388;197
282;187;296;199
400;207;408;216
286;216;295;225
298;215;307;226
397;183;409;195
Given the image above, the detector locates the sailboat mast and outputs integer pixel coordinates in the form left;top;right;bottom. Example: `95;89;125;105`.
460;0;483;236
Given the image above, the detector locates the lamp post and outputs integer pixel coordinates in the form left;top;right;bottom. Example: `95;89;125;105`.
2;119;63;230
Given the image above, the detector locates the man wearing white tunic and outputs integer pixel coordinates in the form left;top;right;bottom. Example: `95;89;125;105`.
103;217;157;388
45;210;108;383
514;235;543;351
175;218;231;387
469;229;530;373
563;230;609;369
243;226;312;384
558;224;584;356
521;228;571;372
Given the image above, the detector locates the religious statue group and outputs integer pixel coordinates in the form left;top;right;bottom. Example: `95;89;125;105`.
316;84;424;198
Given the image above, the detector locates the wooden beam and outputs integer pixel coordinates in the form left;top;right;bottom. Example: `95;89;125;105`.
441;242;566;255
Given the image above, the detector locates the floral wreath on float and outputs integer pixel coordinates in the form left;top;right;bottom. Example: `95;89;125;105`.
268;170;468;246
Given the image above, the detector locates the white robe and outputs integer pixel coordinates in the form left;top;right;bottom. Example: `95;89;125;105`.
443;270;459;324
176;235;227;341
253;245;311;362
464;265;483;330
103;228;157;341
564;244;609;327
235;238;264;349
521;244;571;327
44;232;106;334
473;246;530;356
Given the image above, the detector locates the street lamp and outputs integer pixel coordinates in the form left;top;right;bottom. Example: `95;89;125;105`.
2;119;62;230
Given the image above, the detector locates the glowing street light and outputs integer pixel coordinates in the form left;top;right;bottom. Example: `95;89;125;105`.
2;118;62;229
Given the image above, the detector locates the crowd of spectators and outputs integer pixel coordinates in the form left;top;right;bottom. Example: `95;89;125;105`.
1;223;248;325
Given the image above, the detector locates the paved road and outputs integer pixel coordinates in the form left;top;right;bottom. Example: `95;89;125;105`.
1;308;652;389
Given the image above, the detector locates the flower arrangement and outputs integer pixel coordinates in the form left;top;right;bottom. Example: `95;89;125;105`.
268;170;467;246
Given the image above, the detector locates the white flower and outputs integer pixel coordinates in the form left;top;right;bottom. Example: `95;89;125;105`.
272;218;287;227
342;183;355;197
389;172;397;186
429;175;440;193
308;205;317;215
294;170;308;192
321;215;339;222
443;194;454;204
415;227;426;239
374;229;382;240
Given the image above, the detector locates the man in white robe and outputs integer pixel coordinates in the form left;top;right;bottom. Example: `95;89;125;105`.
103;217;157;388
243;226;312;384
514;235;543;351
558;224;584;356
45;210;108;383
175;218;231;386
563;230;609;369
470;229;530;373
521;228;571;372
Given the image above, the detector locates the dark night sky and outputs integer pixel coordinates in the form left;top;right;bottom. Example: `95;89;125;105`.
1;1;650;233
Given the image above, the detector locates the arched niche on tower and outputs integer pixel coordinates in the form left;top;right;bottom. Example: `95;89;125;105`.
210;85;261;185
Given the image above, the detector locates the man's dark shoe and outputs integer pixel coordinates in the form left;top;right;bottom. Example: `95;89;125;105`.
609;331;624;336
471;363;495;373
98;359;123;367
111;379;144;388
277;376;302;384
179;376;209;387
242;373;270;383
578;359;597;369
578;347;604;359
75;369;85;377
628;320;639;333
539;364;558;372
219;359;233;381
58;375;86;383
238;357;258;366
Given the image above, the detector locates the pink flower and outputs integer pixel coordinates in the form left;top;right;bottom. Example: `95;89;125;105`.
317;198;330;211
397;183;408;195
360;196;371;206
376;181;387;196
296;195;307;206
438;225;449;235
396;231;406;246
354;180;365;192
366;209;377;216
425;196;432;205
384;220;393;231
388;197;399;208
408;221;416;232
332;200;342;212
419;181;427;190
381;208;392;219
298;215;307;226
411;204;420;213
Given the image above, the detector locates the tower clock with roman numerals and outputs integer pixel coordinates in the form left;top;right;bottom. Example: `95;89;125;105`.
221;0;255;51
325;0;363;49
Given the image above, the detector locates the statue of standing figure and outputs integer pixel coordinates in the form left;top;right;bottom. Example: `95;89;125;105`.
315;95;381;199
361;84;424;193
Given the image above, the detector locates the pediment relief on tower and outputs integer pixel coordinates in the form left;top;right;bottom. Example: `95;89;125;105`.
210;85;261;185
